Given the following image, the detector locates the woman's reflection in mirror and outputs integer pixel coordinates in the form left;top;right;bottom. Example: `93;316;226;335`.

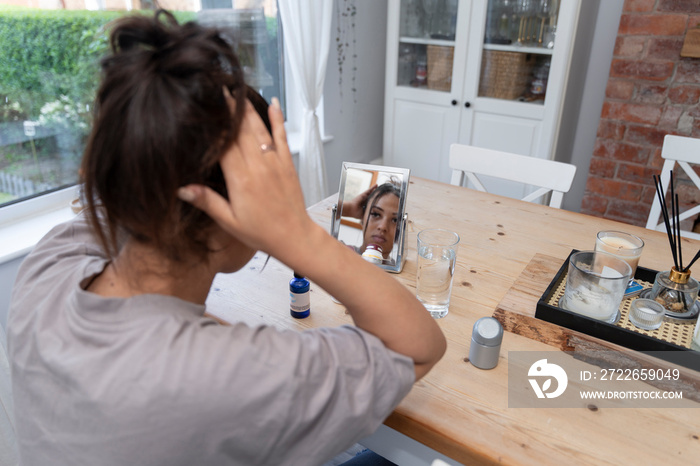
344;179;401;264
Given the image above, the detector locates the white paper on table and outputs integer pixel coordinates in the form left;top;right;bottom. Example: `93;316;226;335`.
601;266;623;279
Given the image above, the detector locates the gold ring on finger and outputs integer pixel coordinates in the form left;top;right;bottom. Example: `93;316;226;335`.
260;143;276;153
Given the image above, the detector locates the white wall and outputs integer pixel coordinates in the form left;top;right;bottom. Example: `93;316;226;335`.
323;0;389;194
554;0;625;212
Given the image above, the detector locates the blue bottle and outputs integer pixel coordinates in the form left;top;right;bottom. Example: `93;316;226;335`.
289;273;310;319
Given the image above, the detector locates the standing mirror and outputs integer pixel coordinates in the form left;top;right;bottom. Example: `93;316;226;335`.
331;163;410;273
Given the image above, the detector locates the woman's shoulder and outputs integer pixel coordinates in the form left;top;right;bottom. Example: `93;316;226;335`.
12;214;105;299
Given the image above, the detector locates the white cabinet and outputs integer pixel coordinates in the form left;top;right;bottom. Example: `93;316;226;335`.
383;0;582;197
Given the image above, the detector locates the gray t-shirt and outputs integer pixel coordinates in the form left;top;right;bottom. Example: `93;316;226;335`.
7;215;415;466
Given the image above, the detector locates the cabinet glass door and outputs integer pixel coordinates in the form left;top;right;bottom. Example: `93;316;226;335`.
397;0;459;91
478;0;560;103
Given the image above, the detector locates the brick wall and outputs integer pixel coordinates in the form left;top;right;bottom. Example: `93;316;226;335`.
581;0;700;228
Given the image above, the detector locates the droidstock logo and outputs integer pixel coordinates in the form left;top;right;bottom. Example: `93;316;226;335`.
528;359;568;399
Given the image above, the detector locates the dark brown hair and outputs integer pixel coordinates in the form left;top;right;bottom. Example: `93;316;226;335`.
81;10;248;262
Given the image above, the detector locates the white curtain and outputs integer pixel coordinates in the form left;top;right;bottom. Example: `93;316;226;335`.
278;0;333;206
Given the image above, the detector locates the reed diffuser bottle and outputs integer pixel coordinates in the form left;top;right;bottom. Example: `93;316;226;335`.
648;171;700;319
649;267;699;315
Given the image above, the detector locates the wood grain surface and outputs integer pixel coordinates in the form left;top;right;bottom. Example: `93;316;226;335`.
206;177;700;465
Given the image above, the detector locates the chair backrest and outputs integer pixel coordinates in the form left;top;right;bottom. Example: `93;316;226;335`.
448;144;577;208
0;325;18;465
645;135;700;241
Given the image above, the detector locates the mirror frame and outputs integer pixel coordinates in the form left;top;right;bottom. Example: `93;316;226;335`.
331;162;410;273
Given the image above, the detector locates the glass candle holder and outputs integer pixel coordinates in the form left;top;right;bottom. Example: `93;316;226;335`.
629;298;665;331
594;230;644;277
561;250;632;323
648;267;699;316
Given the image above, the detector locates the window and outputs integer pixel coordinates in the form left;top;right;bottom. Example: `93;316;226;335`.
0;0;284;209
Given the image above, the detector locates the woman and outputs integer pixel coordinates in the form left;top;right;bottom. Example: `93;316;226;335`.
7;10;445;466
343;182;401;262
359;182;401;262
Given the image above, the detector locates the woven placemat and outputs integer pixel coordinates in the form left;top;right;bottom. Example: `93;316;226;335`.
545;271;695;349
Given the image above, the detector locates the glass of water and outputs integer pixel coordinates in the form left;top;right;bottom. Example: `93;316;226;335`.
416;229;460;318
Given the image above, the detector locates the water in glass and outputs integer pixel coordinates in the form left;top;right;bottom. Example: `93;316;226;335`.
416;245;456;318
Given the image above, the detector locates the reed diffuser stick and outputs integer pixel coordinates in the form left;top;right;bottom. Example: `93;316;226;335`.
654;174;678;269
686;249;700;272
669;171;683;271
652;170;700;273
675;193;683;270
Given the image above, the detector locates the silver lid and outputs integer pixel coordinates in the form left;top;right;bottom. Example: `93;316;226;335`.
471;317;503;347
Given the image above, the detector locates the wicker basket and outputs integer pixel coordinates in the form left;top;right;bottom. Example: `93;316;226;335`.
427;45;454;92
478;50;535;100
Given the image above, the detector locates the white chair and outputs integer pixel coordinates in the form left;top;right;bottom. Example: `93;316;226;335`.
448;144;577;208
645;135;700;240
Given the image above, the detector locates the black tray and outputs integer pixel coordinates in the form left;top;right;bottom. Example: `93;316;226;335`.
535;250;700;371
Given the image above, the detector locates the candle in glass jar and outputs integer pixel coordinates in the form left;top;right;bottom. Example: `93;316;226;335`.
562;251;632;323
594;231;645;276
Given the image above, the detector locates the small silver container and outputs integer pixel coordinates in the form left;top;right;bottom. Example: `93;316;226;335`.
469;317;503;370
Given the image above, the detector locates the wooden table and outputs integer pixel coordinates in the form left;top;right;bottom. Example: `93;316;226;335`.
206;177;700;465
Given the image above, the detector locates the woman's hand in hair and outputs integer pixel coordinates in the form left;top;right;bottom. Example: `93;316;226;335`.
342;184;377;220
177;91;313;259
